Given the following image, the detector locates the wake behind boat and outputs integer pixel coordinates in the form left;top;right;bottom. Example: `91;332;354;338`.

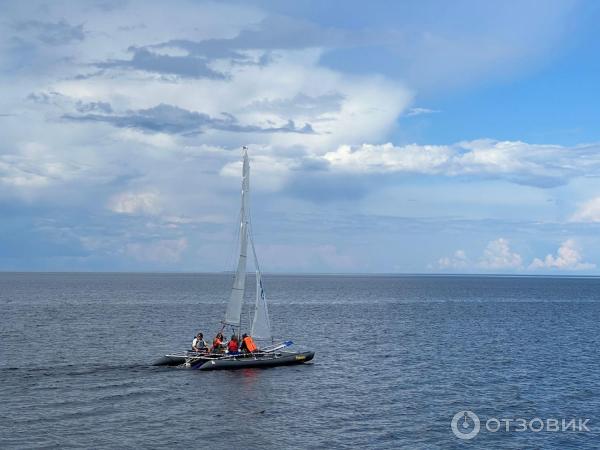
154;147;315;370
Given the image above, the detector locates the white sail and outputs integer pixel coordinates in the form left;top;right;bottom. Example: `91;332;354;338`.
249;231;271;340
251;269;271;340
224;149;250;326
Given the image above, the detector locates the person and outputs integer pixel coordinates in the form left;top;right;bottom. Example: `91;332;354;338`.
191;332;208;353
211;332;225;353
227;334;239;354
240;333;258;353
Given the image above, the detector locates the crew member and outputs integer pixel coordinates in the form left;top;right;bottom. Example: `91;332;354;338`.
211;332;225;353
191;332;208;352
227;334;239;354
240;333;258;353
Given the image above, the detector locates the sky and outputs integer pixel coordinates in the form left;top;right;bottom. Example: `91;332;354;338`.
2;0;600;274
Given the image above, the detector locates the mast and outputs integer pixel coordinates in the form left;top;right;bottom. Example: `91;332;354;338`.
223;148;250;330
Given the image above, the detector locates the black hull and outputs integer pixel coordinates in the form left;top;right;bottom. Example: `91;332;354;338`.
152;353;210;367
153;350;315;370
194;351;315;371
153;355;185;366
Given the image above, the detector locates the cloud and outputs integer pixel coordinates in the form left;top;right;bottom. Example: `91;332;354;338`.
439;238;595;272
37;41;409;152
0;142;83;189
75;100;113;114
91;14;354;79
151;14;349;57
108;191;162;215
437;249;468;269
529;239;595;270
323;140;600;188
571;197;600;223
405;107;440;117
63;103;314;135
248;92;344;116
437;238;522;271
319;1;576;93
96;47;227;79
96;2;576;96
1;0;597;273
478;238;523;269
15;19;85;46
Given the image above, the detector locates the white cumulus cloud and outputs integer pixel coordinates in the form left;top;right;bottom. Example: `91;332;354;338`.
437;238;522;271
478;238;523;269
322;140;600;188
570;197;600;223
437;249;469;269
529;239;595;270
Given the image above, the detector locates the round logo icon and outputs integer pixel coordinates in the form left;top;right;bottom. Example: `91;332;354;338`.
451;410;480;440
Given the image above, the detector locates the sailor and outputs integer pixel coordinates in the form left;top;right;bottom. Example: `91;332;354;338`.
211;332;225;353
227;334;239;354
191;332;208;352
240;333;258;353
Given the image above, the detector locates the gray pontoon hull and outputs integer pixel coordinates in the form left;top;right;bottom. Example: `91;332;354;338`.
153;350;315;370
194;351;314;370
152;353;209;367
153;355;186;366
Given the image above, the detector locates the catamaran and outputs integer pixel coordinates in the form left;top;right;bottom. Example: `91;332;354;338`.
154;147;314;370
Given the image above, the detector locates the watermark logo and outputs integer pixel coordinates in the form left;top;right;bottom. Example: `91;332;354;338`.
451;410;481;440
451;410;591;440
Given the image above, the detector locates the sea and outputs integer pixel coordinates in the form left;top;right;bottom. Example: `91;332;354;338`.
1;273;599;449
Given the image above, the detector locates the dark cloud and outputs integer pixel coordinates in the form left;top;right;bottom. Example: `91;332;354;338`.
15;19;85;45
63;103;315;135
27;91;64;105
156;15;347;56
93;15;351;78
96;47;227;79
64;103;211;134
72;70;106;80
75;101;113;114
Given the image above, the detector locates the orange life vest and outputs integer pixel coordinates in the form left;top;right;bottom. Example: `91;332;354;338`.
243;336;257;352
228;340;238;353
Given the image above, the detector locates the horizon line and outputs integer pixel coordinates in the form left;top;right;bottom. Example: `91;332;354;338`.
1;270;599;279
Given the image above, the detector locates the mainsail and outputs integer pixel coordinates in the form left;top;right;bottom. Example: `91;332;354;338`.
223;149;250;327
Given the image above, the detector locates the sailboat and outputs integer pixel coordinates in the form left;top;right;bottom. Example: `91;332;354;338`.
154;148;314;370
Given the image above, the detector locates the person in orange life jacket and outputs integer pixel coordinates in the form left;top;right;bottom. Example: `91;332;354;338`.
227;334;239;354
191;332;208;353
240;333;258;353
211;332;225;353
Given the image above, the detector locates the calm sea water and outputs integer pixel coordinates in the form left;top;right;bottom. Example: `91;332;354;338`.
1;273;600;449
